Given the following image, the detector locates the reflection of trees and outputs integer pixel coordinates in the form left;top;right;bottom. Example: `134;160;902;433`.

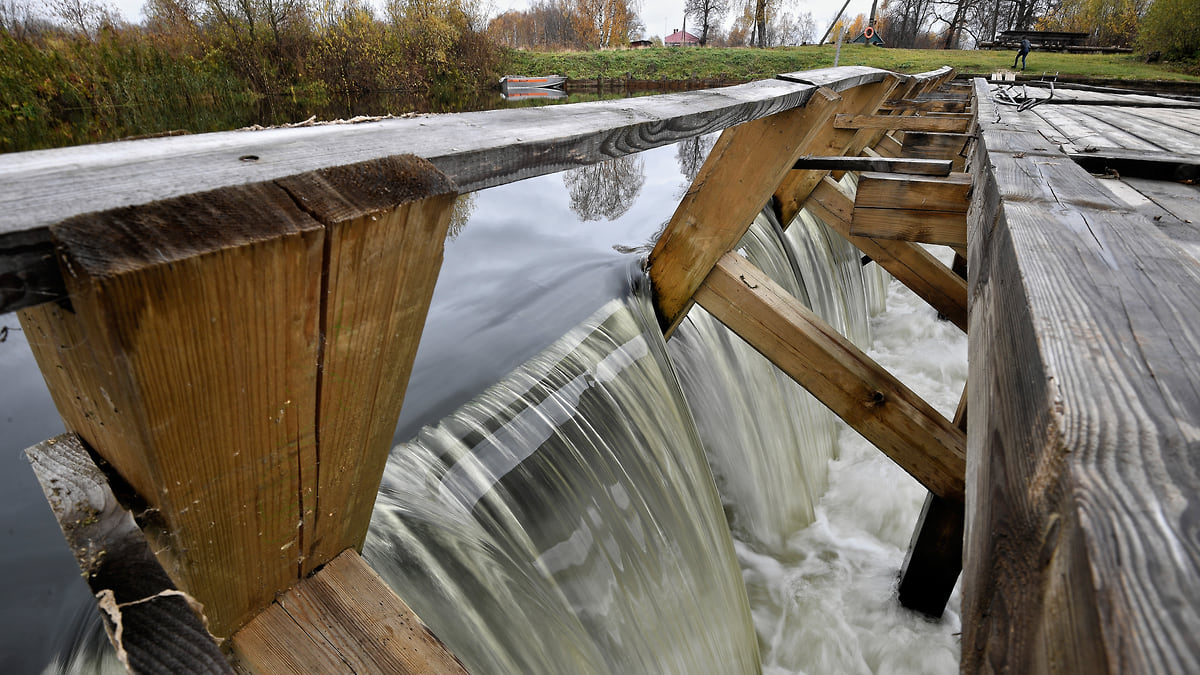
445;192;475;240
562;154;645;221
675;134;716;183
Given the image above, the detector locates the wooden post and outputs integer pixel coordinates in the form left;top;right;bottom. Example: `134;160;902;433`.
19;156;458;639
648;86;841;337
897;385;968;618
834;114;972;134
805;175;968;331
695;252;966;501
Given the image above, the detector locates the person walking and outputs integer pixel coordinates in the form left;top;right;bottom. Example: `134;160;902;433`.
1013;38;1032;70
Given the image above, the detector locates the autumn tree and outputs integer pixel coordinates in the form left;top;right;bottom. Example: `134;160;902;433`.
47;0;118;37
1037;0;1149;47
684;0;729;45
1137;0;1200;59
569;0;638;48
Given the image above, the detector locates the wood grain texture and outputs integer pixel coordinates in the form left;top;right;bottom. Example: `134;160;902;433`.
834;113;972;133
850;208;967;248
26;434;231;673
854;171;973;211
773;77;902;227
805;176;968;331
275;156;458;573
231;550;467;675
964;77;1200;674
20;183;327;638
648;86;840;336
899;132;971;170
696;252;966;500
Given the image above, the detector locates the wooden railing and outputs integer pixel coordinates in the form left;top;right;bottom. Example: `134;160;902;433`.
3;65;978;671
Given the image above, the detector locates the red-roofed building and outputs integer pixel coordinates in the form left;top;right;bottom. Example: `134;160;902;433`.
665;29;700;46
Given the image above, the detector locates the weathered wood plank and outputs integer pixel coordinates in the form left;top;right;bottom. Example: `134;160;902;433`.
855;171;973;211
873;133;904;158
648;87;841;336
0;76;837;314
695;252;966;500
898;132;971;163
881;99;971;114
231;550;467;674
19;183;327;638
777;66;890;91
773;77;902;227
804;176;968;331
26;434;231;673
850;208;967;248
964;76;1200;674
834;114;972;134
790;156;953;176
1063;144;1200;183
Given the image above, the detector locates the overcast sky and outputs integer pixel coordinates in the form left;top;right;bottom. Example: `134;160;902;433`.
104;0;880;41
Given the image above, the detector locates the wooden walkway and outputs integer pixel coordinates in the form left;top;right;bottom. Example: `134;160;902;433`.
966;79;1200;673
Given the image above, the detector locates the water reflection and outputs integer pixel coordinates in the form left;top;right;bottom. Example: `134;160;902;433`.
562;155;646;222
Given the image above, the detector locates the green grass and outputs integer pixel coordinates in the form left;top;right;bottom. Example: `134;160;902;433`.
505;44;1200;83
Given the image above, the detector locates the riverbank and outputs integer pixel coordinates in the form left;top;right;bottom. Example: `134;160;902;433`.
506;44;1200;84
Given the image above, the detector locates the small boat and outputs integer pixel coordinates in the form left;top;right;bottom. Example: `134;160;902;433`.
501;87;568;101
500;75;567;90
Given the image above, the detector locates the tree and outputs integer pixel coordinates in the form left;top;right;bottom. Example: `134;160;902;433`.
684;0;729;45
1038;0;1149;47
1137;0;1200;59
569;0;638;48
48;0;118;37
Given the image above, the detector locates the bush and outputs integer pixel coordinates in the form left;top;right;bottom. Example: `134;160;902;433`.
1137;0;1200;62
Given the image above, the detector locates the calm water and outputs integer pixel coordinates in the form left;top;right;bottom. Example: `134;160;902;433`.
0;129;964;673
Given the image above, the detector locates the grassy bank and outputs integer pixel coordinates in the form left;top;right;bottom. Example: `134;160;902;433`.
505;44;1200;83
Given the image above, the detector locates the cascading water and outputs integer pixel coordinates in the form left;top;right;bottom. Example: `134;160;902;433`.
5;140;964;674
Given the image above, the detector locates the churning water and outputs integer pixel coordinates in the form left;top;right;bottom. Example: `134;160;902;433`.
0;138;964;673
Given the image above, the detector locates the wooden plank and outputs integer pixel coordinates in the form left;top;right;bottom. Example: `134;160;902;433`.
777;66;890;91
0;76;827;314
881;99;970;113
648;87;841;337
26;434;231;673
804;176;968;331
773;77;901;227
963;76;1200;674
850;208;967;248
18;183;327;639
855;171;973;211
274;156;458;573
231;550;467;674
695;252;966;500
873;133;904;158
834;114;971;134
791;156;952;176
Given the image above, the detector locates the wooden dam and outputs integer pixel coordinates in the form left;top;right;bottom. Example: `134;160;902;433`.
1;64;1198;672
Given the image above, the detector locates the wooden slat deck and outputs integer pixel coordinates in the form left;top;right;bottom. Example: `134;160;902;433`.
965;78;1200;673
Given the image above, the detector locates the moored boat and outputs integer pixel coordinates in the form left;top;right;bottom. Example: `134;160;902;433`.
499;74;567;90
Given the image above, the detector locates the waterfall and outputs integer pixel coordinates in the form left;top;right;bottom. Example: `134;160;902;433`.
365;268;758;674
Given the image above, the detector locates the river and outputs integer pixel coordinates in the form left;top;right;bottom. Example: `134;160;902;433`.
0;131;963;673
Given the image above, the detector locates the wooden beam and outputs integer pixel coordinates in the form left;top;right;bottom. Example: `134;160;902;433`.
18;156;458;639
231;550;468;674
851;209;967;248
964;77;1200;673
855;171;973;212
805;176;968;331
850;171;972;248
26;434;231;673
881;99;971;114
695;252;966;501
791;156;952;176
773;76;901;228
648;87;841;337
899;132;972;171
834;114;972;134
0;75;827;314
873;133;904;158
